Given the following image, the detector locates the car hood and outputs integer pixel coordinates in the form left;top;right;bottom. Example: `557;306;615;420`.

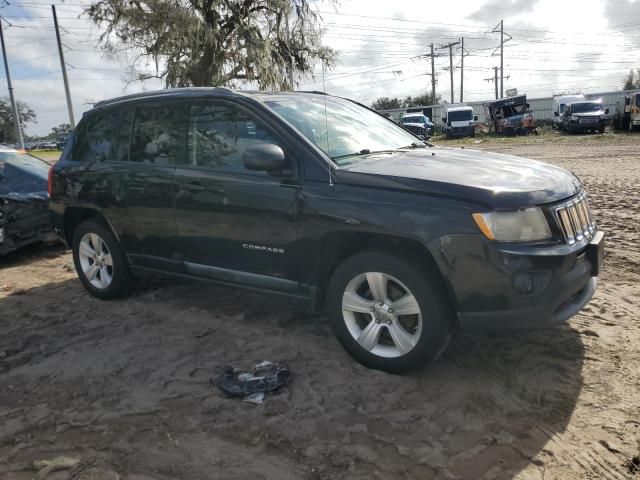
335;147;581;209
402;122;428;128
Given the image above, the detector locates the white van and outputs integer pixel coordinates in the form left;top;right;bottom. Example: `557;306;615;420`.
441;105;477;138
552;94;585;129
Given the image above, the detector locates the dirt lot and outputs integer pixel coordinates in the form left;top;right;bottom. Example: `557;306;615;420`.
1;133;639;480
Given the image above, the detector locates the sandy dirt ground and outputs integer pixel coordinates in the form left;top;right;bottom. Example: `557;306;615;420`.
1;133;639;480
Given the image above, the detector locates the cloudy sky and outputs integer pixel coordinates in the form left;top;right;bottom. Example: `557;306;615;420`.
0;0;638;136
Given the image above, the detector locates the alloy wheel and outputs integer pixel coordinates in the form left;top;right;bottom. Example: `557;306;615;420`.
78;232;113;290
341;272;422;358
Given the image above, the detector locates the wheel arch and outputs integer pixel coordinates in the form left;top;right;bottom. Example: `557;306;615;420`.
314;231;458;316
63;207;118;246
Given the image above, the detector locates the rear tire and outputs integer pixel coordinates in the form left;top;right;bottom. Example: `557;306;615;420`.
326;251;453;374
72;219;133;300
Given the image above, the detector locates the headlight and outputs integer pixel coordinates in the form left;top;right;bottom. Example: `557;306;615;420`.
571;115;579;121
472;208;552;242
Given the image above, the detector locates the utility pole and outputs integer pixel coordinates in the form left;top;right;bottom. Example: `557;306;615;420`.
494;66;498;99
500;20;503;98
492;19;511;99
438;41;459;104
422;44;440;104
52;5;75;126
0;17;24;149
460;37;464;103
448;44;454;104
430;43;436;105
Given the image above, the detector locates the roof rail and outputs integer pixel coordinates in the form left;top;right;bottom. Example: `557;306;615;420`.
93;87;234;108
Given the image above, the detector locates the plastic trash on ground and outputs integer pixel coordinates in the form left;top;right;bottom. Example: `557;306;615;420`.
213;361;290;404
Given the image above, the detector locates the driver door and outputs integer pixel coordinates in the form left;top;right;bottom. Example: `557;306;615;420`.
172;100;302;294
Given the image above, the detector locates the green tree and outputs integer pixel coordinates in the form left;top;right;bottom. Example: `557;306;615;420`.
623;70;640;90
86;0;336;90
371;97;403;110
403;92;441;107
0;99;36;144
50;123;72;137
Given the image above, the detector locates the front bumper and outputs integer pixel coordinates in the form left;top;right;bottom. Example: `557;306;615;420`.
0;206;57;255
568;119;605;132
445;126;475;138
429;231;604;331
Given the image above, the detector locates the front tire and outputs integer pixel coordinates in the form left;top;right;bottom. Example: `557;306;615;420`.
72;219;133;300
326;251;453;374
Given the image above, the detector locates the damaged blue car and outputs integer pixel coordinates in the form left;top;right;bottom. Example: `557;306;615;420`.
0;147;57;255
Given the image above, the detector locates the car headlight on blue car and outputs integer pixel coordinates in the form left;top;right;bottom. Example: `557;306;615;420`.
472;208;552;242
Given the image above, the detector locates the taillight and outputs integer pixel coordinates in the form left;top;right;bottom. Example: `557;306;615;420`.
47;166;54;197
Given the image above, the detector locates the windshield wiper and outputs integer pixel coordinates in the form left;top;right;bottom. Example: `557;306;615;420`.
332;149;397;160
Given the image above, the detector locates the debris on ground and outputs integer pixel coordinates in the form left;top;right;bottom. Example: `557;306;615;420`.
626;455;640;474
32;456;80;479
213;361;290;404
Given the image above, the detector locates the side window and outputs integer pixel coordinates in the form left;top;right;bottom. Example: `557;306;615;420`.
188;103;281;174
75;109;116;162
130;106;181;165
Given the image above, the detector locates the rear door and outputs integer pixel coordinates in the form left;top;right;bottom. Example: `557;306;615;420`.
90;102;185;272
172;99;301;294
62;105;181;270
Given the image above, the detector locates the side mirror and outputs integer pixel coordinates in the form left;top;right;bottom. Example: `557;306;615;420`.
605;108;610;115
554;112;559;117
473;115;479;121
243;144;287;172
441;117;446;123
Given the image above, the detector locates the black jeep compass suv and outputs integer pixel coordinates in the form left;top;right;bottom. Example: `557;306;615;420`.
49;88;604;373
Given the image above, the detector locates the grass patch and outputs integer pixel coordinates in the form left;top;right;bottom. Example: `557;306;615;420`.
30;149;61;163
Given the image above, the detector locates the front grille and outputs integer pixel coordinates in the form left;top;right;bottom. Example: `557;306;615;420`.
579;117;597;124
554;194;595;245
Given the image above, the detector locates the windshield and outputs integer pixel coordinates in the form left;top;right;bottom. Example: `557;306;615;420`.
262;94;420;163
448;110;473;121
572;102;602;113
402;116;424;124
0;151;49;172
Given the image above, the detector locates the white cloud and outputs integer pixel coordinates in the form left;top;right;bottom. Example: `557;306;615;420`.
0;0;638;136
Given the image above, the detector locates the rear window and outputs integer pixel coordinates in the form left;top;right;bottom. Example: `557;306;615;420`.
74;109;117;162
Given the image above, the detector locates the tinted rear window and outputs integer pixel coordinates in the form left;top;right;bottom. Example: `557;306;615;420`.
75;109;117;162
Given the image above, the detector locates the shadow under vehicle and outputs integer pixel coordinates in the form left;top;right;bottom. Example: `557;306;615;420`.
0;147;57;255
